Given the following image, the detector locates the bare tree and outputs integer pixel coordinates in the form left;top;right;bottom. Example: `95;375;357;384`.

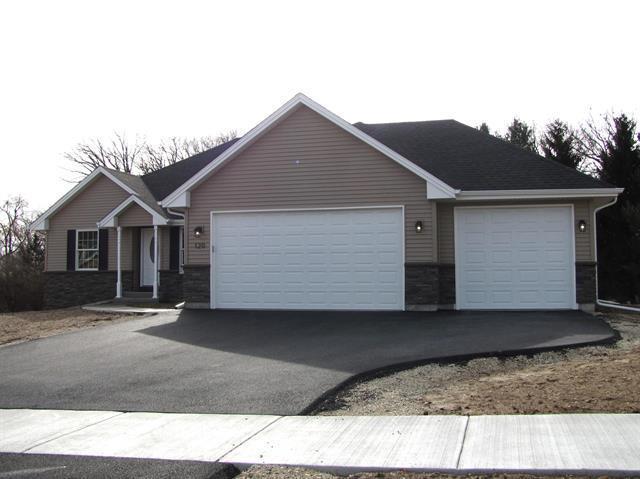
139;131;237;175
63;132;147;179
65;130;238;178
0;196;29;257
577;112;617;176
0;196;45;311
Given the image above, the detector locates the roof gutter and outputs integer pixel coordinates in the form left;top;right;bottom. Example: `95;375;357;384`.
456;188;624;201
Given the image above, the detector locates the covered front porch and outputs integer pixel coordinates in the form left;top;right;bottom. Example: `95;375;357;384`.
98;196;184;303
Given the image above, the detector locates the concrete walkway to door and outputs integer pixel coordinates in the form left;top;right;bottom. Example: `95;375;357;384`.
0;310;615;415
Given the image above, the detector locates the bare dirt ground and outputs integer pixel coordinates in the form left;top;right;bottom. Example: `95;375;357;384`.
312;311;640;416
237;466;625;479
0;308;138;346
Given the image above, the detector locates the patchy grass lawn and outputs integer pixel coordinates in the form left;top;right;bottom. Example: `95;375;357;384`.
0;308;138;346
313;311;640;416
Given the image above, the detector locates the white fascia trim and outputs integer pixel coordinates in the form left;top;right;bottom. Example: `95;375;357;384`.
97;195;169;228
30;167;140;231
162;93;458;207
456;187;624;201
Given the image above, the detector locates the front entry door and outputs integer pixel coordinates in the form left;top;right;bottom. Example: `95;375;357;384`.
140;228;156;287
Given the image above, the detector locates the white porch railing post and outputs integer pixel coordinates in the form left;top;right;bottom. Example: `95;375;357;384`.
153;225;158;299
116;226;122;298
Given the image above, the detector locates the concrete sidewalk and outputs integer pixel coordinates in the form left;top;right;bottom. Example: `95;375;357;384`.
1;409;639;476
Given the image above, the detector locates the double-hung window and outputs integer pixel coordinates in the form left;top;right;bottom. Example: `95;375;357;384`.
77;230;99;270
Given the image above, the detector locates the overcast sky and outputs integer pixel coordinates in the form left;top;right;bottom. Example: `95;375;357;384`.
1;0;638;213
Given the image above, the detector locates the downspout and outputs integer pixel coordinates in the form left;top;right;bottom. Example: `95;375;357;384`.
593;196;640;312
167;207;185;220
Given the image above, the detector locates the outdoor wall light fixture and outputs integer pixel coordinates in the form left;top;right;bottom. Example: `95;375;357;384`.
577;220;587;233
415;221;423;233
194;226;204;238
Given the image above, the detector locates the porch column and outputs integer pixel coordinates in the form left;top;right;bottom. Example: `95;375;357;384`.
153;224;158;299
116;226;122;298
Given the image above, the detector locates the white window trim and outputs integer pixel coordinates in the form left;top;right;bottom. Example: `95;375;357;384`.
76;229;99;271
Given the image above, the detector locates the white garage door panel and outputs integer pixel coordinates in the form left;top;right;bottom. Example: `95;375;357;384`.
212;208;404;310
455;206;575;310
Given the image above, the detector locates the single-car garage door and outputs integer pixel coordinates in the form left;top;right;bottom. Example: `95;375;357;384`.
211;207;404;310
455;206;576;310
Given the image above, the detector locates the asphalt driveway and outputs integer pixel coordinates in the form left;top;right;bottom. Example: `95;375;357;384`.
0;309;615;415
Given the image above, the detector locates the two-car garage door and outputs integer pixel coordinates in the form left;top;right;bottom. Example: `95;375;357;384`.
212;208;404;310
455;206;576;310
210;205;576;311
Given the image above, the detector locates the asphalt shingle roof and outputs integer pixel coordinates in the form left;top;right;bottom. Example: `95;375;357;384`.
135;119;609;202
103;168;168;217
141;139;241;201
354;120;610;190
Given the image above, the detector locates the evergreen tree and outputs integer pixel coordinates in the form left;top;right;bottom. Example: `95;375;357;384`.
586;114;640;302
504;118;538;153
540;119;582;169
478;122;490;134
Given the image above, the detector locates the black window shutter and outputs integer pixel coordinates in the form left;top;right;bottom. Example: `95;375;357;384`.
169;226;180;271
66;230;76;271
98;229;109;271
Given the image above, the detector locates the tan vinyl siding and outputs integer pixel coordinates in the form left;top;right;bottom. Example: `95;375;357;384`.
437;199;597;263
106;227;136;271
118;204;153;227
188;105;433;264
120;227;133;270
46;175;130;271
574;200;591;260
437;203;455;263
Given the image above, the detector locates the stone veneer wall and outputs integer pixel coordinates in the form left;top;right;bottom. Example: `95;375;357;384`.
44;271;132;309
159;270;184;303
182;265;210;307
405;263;439;310
438;264;456;307
180;262;591;310
576;262;597;305
405;263;457;310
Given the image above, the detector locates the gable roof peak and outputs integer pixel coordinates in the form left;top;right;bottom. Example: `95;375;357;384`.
160;94;458;208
